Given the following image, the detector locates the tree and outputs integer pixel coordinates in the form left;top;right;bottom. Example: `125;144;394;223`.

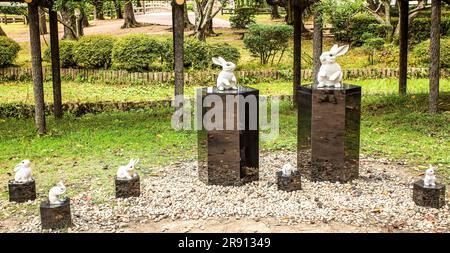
93;0;105;20
364;0;432;42
114;0;123;19
192;0;226;41
53;0;87;40
122;0;140;28
266;0;281;19
39;7;48;35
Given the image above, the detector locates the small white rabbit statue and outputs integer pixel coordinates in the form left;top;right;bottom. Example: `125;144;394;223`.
116;158;139;180
317;44;349;88
423;165;436;187
14;159;33;183
281;163;296;177
212;57;238;91
48;181;67;205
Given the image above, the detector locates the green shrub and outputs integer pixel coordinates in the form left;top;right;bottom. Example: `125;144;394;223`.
362;33;385;65
230;7;256;29
112;34;163;71
161;38;213;70
409;17;450;45
243;24;293;65
332;12;384;45
412;37;450;68
0;36;20;67
73;35;115;69
208;43;241;65
43;40;77;68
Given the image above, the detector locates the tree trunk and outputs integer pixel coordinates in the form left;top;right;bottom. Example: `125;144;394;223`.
115;0;123;19
75;8;84;37
82;7;89;27
429;0;441;114
271;4;281;19
172;1;185;101
60;6;78;40
93;0;105;20
398;0;408;95
28;3;47;135
0;25;6;36
122;1;139;28
39;7;47;35
184;3;194;29
49;9;63;119
293;3;301;104
312;10;323;85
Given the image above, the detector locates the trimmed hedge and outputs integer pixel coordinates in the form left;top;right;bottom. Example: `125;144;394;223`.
408;18;450;45
43;40;77;68
73;35;115;69
412;37;450;68
161;39;241;70
0;36;20;67
208;43;241;66
112;34;163;71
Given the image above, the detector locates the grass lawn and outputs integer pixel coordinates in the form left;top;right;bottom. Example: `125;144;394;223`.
0;78;449;205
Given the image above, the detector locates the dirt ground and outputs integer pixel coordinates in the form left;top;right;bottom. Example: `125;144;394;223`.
122;217;389;233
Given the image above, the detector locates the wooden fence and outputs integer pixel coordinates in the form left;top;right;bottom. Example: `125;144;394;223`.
1;67;448;85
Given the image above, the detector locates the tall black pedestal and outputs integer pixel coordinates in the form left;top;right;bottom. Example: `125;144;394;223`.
197;86;259;186
297;84;361;183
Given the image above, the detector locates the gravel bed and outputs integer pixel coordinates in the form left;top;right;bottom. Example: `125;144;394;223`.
1;151;448;232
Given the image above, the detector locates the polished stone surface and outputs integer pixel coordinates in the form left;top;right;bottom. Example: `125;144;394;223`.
276;171;302;192
413;180;446;208
297;84;361;182
40;198;72;229
115;175;140;198
8;179;36;203
198;86;259;186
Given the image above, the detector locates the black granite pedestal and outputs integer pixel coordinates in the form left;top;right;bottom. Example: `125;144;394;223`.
197;86;259;186
8;180;36;203
276;171;302;192
115;175;140;198
413;180;446;208
297;84;361;183
40;198;72;229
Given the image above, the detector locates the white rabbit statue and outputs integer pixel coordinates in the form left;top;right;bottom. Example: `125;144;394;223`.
212;57;238;91
14;159;33;183
116;158;139;180
48;181;67;205
317;44;349;88
281;163;296;177
423;165;436;187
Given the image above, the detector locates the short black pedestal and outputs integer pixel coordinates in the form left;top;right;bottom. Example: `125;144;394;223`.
276;171;302;192
8;180;36;203
297;84;361;183
115;175;140;198
40;198;72;229
197;86;259;186
413;180;446;208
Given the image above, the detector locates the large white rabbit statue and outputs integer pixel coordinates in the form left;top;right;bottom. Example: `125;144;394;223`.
317;44;349;88
212;57;238;91
14;159;33;183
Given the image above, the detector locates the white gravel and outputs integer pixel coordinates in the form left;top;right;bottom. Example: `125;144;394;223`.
1;151;449;232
